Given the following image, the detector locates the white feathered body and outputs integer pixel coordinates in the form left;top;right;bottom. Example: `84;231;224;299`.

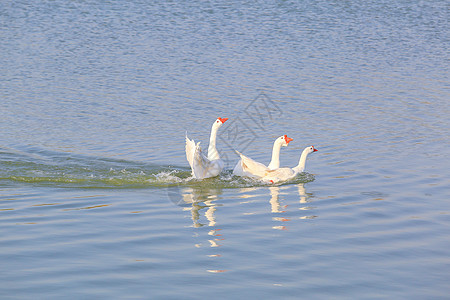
233;151;270;178
262;167;296;183
261;146;318;184
185;118;227;179
232;135;292;179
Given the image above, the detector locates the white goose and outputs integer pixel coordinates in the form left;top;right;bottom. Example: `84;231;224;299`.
185;117;228;179
233;135;293;178
262;145;318;184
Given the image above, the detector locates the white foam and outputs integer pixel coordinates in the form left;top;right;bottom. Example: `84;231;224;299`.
151;170;184;183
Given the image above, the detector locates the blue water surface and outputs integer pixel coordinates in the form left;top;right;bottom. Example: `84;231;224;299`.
1;1;449;299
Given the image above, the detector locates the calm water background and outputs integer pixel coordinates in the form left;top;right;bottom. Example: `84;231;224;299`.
1;0;449;299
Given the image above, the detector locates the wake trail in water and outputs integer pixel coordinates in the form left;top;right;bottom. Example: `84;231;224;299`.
0;147;315;189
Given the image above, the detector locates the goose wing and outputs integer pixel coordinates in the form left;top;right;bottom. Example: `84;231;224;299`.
192;145;223;179
233;150;269;178
185;134;196;169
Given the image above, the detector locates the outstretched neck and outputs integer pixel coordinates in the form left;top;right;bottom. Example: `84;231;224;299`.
207;125;220;160
292;149;310;174
267;141;282;170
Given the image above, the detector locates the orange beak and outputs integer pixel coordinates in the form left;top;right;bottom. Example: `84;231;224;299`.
312;146;318;152
218;117;228;123
284;135;293;144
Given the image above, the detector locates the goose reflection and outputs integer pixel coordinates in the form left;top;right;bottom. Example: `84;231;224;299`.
298;183;317;216
178;185;226;272
180;186;222;228
270;183;316;230
269;186;290;230
298;183;318;219
298;183;307;204
269;186;286;213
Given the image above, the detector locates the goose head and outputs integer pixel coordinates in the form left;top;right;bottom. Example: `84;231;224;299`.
278;134;294;147
306;145;318;154
292;145;319;174
212;117;228;129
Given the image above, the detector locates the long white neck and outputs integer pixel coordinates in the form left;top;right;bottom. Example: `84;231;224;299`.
207;124;220;160
292;148;310;174
267;140;283;170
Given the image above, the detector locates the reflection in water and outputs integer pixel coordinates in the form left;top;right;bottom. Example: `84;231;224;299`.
269;186;289;230
271;183;317;230
176;183;317;272
270;186;289;230
269;186;286;213
298;183;318;220
180;186;222;228
298;184;307;204
298;183;317;218
179;186;226;272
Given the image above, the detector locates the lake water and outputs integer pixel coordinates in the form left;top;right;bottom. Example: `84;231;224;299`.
1;1;449;299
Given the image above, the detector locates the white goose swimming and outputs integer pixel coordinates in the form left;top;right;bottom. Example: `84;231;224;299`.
262;145;318;184
185;117;228;179
233;135;293;178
